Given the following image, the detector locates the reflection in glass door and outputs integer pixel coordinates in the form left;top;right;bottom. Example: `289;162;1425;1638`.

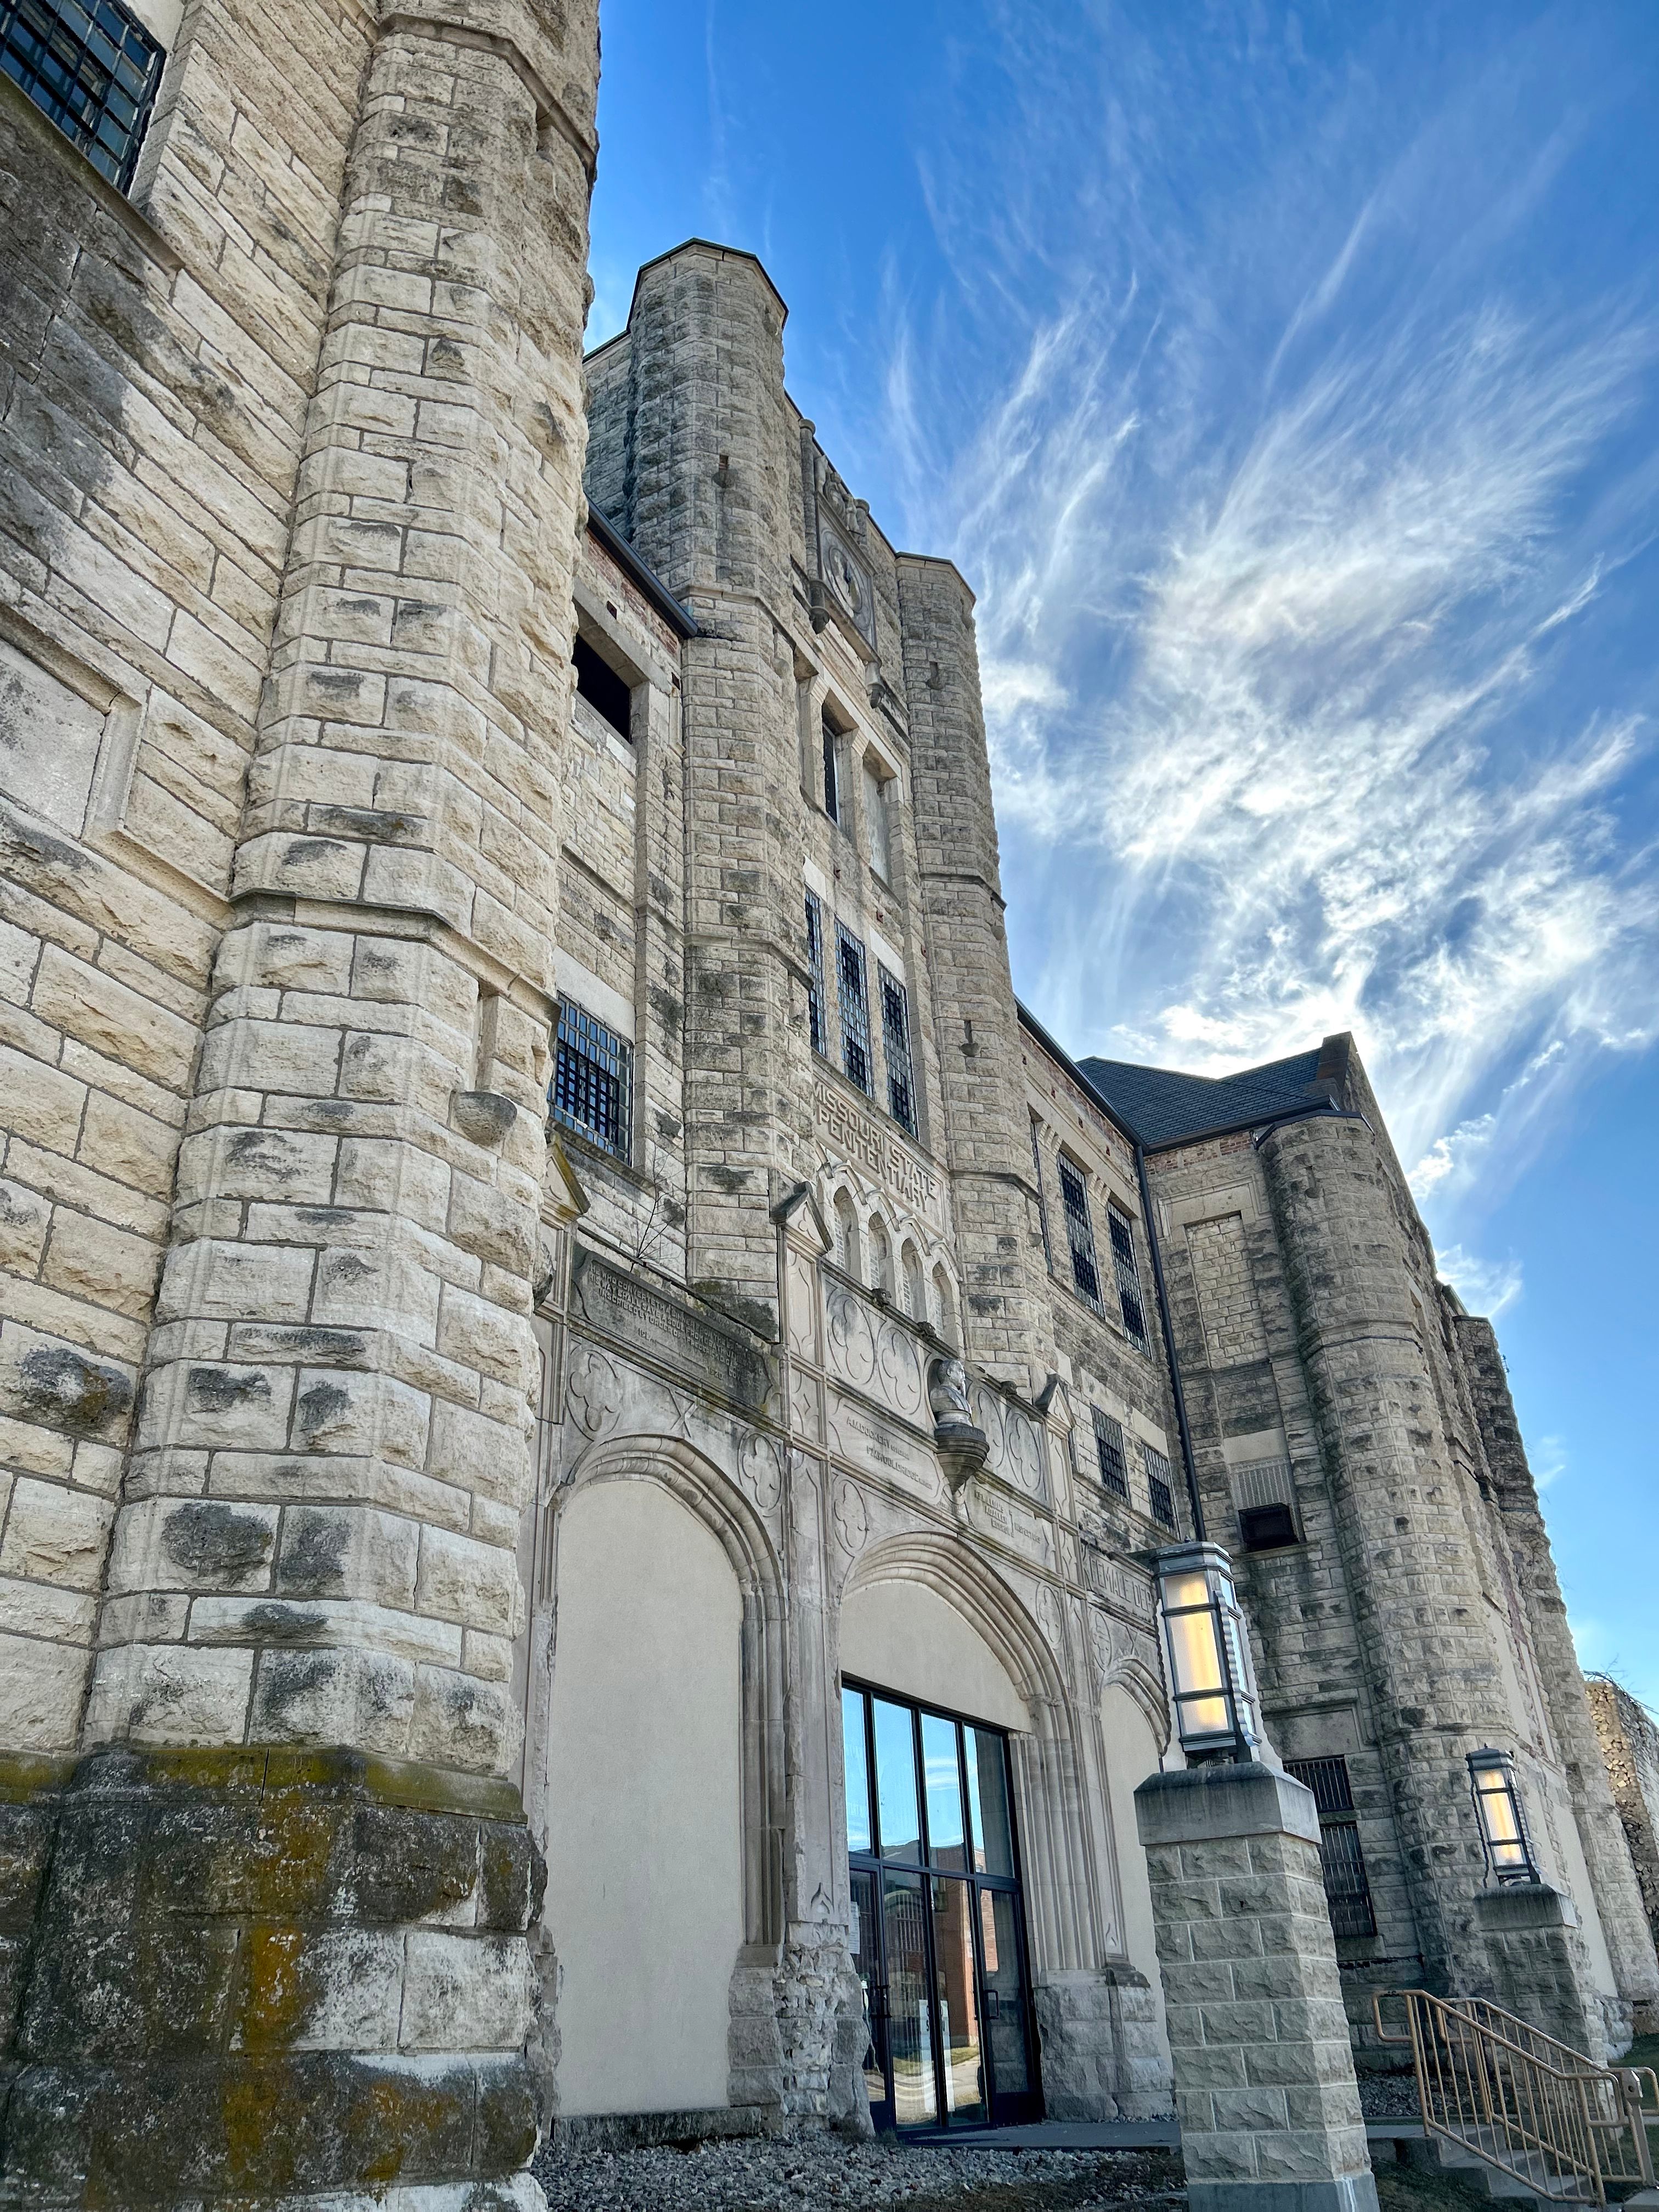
841;1681;1041;2130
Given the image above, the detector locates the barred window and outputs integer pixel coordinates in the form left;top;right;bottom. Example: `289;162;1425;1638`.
837;923;872;1095
2;0;164;191
1056;1156;1103;1313
1142;1442;1177;1530
550;1001;632;1162
1284;1757;1377;1939
1108;1208;1149;1348
1092;1408;1128;1500
805;893;828;1057
879;964;916;1137
1031;1121;1054;1272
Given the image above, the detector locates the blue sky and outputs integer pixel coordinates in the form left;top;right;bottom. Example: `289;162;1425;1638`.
586;2;1659;1704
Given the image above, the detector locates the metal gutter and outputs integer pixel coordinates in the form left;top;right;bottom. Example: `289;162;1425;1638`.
586;505;699;639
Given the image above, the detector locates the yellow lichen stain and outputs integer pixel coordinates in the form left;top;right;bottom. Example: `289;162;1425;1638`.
237;1925;312;2050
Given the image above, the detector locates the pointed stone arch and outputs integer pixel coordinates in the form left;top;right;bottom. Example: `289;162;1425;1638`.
547;1434;787;1952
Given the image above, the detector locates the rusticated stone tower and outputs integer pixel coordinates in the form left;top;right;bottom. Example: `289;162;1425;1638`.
0;0;600;2202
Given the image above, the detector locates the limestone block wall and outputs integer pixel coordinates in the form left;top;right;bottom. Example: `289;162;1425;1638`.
1137;1042;1656;2056
1;0;603;2194
1588;1679;1659;1953
0;0;377;1752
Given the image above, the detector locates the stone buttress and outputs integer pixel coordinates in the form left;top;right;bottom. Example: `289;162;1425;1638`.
0;0;601;2202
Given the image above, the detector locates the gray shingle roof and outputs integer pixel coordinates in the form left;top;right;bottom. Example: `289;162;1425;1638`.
1077;1046;1344;1148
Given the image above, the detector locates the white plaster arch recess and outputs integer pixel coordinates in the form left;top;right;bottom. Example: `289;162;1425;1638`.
531;1435;791;2115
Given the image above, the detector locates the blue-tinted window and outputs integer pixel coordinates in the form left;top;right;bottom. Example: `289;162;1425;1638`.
2;0;164;191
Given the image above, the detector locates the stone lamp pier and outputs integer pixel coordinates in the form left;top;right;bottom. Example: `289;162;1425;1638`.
1136;1762;1378;2212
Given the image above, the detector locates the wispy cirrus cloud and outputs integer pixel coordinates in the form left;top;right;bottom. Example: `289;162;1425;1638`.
837;4;1659;1276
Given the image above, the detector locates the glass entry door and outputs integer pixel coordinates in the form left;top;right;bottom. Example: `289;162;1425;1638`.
843;1683;1040;2129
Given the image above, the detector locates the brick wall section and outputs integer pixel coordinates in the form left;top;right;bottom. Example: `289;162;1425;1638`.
1587;1680;1659;1952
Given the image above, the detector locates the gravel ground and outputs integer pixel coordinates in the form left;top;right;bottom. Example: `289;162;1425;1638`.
1358;2073;1423;2119
533;2135;1186;2212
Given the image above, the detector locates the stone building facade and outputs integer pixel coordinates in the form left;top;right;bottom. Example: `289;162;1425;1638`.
1588;1679;1659;1954
0;3;1652;2200
1080;1043;1659;2062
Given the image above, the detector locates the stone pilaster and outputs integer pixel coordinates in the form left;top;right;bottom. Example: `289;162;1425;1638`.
1456;1316;1659;2036
617;243;804;1340
898;555;1054;1394
1260;1113;1510;1998
1136;1763;1376;2212
1;0;599;2200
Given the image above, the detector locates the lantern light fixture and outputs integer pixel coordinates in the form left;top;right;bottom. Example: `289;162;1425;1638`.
1467;1748;1538;1886
1155;1542;1263;1764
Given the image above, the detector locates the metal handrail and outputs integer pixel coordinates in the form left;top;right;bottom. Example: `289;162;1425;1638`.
1375;1990;1657;2205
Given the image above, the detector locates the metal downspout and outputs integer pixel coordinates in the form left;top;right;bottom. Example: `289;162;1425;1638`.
1135;1139;1205;1543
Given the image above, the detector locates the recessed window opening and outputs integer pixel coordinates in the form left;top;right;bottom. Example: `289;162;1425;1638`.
1142;1442;1177;1531
870;1218;894;1300
1030;1122;1054;1273
879;965;917;1138
822;712;843;823
837;922;873;1096
864;757;892;881
1284;1757;1377;1938
805;891;828;1057
902;1240;926;1322
1092;1408;1128;1500
834;1189;861;1278
4;0;164;190
550;1000;633;1162
1056;1157;1103;1315
573;633;633;741
931;1263;957;1346
1108;1209;1149;1348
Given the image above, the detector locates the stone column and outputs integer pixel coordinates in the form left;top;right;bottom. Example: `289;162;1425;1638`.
897;554;1055;1395
1137;1763;1377;2212
1457;1315;1659;2037
0;2;599;2203
1261;1113;1511;1998
621;242;803;1341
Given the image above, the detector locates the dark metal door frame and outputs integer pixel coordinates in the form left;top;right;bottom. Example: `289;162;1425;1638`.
843;1680;1042;2131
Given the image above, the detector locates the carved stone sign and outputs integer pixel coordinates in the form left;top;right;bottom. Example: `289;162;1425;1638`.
1080;1541;1158;1626
964;1481;1052;1568
815;1082;944;1227
572;1249;770;1410
826;1386;940;1500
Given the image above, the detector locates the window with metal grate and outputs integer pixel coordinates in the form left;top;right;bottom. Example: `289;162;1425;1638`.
836;923;872;1095
2;0;163;190
1092;1408;1128;1499
1056;1156;1103;1313
805;893;828;1058
550;1001;633;1163
1284;1757;1377;1939
1108;1208;1149;1348
878;965;916;1137
1142;1442;1177;1530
